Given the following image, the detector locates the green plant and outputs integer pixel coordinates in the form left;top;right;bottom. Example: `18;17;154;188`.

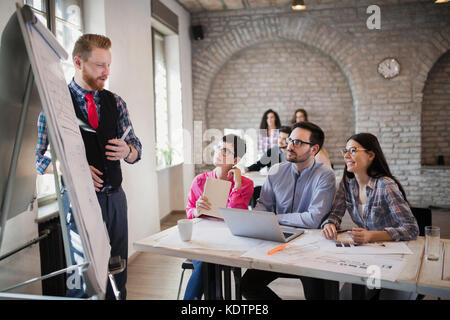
157;145;173;166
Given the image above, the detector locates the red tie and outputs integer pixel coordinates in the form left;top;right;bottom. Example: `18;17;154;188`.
85;93;98;130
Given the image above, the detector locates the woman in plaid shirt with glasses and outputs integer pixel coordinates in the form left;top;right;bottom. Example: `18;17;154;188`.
321;133;419;299
322;133;419;244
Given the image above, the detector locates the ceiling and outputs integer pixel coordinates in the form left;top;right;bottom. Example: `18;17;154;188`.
176;0;338;13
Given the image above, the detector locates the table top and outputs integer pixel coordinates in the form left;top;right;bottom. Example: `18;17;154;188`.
134;219;449;297
134;220;252;269
417;239;450;298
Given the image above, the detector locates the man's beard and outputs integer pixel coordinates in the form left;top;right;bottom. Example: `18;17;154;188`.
82;68;105;91
286;149;310;164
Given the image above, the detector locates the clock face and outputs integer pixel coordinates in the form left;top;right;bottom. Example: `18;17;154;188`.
378;58;400;79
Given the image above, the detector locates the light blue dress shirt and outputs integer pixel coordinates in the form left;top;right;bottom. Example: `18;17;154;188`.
255;160;336;228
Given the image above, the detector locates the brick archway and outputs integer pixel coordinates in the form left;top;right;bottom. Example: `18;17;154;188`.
410;26;450;167
192;16;363;127
412;26;450;103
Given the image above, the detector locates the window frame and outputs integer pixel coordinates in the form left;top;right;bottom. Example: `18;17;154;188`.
152;28;170;169
25;0;84;205
151;24;184;170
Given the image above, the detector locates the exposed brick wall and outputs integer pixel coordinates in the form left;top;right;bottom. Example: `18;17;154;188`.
207;40;354;165
422;51;450;166
190;0;450;206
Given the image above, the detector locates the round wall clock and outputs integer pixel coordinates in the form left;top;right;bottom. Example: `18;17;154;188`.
377;58;400;79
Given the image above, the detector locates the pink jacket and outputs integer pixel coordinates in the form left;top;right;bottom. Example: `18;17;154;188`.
186;170;254;219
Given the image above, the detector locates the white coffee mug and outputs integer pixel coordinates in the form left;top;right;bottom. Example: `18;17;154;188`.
177;219;193;241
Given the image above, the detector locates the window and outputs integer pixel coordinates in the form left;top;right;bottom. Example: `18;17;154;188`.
54;0;84;83
153;30;170;167
26;0;84;203
26;0;83;82
151;0;183;169
152;28;184;169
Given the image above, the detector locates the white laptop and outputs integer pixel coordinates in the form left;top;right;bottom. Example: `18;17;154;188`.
219;208;304;243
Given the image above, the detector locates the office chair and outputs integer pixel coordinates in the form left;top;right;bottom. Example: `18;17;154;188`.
410;207;432;237
177;259;195;300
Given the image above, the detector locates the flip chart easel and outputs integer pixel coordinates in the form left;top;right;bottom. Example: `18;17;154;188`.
0;4;113;299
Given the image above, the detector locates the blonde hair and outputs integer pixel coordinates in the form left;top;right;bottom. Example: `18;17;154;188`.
72;34;111;61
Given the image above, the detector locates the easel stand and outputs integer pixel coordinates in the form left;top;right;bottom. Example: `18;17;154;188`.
0;4;121;300
0;60;90;300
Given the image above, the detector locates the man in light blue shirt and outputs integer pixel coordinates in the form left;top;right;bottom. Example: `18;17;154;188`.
255;145;336;228
242;121;337;300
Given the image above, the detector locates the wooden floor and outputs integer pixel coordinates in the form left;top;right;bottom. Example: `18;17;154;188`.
127;209;450;300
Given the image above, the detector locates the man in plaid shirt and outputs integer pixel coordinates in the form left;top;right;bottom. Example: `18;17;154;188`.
35;34;141;300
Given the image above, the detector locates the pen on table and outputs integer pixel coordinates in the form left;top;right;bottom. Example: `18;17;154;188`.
120;126;131;141
337;229;352;234
267;244;286;255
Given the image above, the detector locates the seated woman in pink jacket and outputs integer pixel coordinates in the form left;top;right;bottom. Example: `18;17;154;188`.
184;134;254;300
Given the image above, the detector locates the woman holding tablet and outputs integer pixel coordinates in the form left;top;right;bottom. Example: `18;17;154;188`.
184;134;254;300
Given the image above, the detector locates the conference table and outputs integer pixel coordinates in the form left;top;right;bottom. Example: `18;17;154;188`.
134;218;450;300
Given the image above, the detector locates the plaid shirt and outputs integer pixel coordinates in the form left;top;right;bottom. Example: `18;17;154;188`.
35;79;142;174
322;176;419;241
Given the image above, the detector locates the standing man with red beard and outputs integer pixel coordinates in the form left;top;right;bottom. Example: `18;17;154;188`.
35;34;142;299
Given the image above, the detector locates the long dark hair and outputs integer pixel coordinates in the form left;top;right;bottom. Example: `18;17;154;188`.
343;133;408;202
259;109;281;130
290;108;308;125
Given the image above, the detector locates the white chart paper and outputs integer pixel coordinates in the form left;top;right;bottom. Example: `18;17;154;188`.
241;230;410;282
26;22;110;295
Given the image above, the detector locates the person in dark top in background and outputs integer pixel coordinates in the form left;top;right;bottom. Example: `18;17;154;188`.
245;126;291;173
245;126;291;207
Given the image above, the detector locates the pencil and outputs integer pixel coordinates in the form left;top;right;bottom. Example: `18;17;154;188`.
120;126;131;141
267;244;286;255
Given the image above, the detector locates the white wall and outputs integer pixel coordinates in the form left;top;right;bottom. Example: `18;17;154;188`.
156;164;186;220
100;0;193;253
158;0;195;219
83;0;106;35
100;0;162;257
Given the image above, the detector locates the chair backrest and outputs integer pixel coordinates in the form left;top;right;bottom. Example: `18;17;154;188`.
410;207;432;236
